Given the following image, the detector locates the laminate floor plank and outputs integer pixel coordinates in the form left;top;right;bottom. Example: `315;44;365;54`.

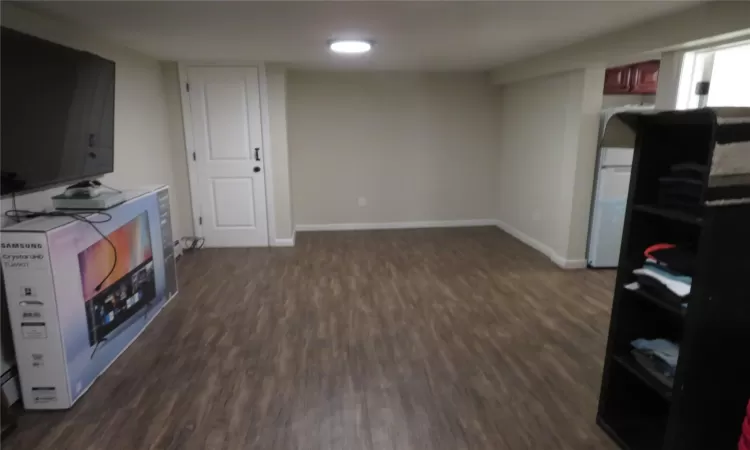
4;227;617;450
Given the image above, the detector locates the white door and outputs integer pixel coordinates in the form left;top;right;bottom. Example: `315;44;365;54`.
186;66;268;247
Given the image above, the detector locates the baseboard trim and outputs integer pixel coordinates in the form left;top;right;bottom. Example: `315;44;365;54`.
550;255;588;270
494;219;585;270
295;219;497;232
273;228;296;247
277;220;586;268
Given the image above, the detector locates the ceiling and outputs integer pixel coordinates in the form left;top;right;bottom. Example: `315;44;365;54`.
24;1;700;71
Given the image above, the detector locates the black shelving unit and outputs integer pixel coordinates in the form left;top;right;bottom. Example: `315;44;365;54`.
597;108;750;450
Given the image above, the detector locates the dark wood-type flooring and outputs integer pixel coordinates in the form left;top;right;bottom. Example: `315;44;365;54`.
4;227;618;450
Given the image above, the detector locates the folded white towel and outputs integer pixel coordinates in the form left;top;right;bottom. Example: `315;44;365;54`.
633;267;691;297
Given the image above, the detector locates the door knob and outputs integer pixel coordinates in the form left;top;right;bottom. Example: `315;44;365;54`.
253;167;261;173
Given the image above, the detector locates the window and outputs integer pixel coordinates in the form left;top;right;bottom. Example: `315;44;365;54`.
707;44;750;107
676;41;750;109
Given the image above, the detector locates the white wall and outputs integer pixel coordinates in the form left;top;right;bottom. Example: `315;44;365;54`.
559;69;605;264
266;66;295;242
487;1;750;269
160;62;194;240
491;2;750;85
655;51;687;109
493;69;602;268
287;71;498;228
601;94;655;109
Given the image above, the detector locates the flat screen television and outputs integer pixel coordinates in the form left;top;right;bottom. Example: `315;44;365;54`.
1;27;115;196
78;211;155;346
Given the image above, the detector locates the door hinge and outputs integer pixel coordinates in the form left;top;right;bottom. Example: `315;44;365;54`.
192;152;196;161
695;81;710;95
199;216;203;225
186;83;190;92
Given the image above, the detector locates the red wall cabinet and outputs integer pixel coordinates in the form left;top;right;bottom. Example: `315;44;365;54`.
603;60;660;95
630;60;660;94
603;66;632;94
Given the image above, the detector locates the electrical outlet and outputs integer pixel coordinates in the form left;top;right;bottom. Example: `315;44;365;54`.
358;197;367;207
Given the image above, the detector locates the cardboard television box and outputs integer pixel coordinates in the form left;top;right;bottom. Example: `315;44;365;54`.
1;188;176;409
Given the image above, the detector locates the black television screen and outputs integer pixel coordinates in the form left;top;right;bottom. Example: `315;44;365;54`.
1;27;115;196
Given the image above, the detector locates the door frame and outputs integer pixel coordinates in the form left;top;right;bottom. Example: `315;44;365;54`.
177;62;277;246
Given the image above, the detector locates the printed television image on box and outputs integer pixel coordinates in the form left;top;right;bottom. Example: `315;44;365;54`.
46;193;168;402
78;211;156;347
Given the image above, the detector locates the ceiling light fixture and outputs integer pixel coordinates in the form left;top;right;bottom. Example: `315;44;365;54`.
329;39;372;55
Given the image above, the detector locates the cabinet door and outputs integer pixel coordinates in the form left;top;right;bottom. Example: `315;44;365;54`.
630;60;660;94
603;66;632;94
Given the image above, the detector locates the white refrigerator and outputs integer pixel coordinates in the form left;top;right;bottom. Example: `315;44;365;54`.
587;147;634;267
587;105;654;268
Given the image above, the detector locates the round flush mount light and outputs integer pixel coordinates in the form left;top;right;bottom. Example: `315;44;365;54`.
328;39;373;55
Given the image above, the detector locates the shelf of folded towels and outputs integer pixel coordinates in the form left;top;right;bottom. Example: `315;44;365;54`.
615;338;679;401
631;243;693;311
615;243;691;401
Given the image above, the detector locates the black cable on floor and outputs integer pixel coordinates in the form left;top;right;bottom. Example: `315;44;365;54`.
181;236;205;252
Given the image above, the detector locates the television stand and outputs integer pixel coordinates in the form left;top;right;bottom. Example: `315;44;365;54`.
52;180;125;210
